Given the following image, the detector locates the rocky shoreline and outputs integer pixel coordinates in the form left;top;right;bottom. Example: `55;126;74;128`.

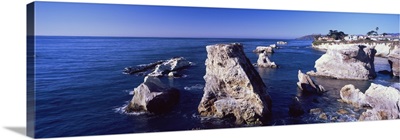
123;41;400;125
312;42;399;57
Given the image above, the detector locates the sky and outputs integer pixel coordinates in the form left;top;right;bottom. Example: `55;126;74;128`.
33;2;399;39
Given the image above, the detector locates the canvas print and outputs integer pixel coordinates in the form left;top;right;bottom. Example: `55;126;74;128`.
27;1;400;138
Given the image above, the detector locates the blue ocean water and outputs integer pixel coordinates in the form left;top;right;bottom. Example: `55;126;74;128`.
33;36;397;138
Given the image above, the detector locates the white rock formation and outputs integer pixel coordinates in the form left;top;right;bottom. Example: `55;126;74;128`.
297;70;325;94
312;42;399;58
253;46;274;53
125;77;180;113
307;45;376;80
340;84;366;107
257;52;277;68
198;43;272;125
339;83;400;121
148;57;191;77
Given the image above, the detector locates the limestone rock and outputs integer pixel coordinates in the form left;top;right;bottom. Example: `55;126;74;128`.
307;45;377;80
309;108;322;115
198;43;272;125
319;113;328;120
297;70;325;94
340;83;400;121
339;84;366;107
388;47;400;77
257;52;277;68
336;109;349;115
253;46;274;53
359;83;400;121
125;77;180;114
148;57;191;77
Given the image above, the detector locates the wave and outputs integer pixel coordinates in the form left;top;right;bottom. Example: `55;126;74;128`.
391;83;400;90
184;84;204;91
113;102;147;116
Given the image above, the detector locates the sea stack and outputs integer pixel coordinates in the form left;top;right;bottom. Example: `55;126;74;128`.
125;76;180;114
297;70;325;94
307;45;377;80
257;52;277;68
198;43;272;125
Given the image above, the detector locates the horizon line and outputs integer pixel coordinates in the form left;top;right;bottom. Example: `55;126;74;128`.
30;35;301;40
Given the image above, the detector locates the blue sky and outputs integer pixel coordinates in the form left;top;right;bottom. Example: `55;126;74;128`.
34;2;399;39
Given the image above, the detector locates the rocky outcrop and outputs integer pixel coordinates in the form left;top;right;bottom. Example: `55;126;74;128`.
340;84;366;108
288;97;304;117
359;83;400;121
277;41;287;45
123;57;192;77
339;83;400;121
312;42;399;58
125;76;180;114
123;60;165;75
307;45;377;80
269;44;277;48
253;46;274;53
148;57;191;77
198;43;272;125
297;70;325;94
388;47;400;77
256;52;277;68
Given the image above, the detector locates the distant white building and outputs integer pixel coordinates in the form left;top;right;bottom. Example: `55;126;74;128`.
344;35;359;41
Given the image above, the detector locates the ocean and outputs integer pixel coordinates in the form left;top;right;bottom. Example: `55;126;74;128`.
33;36;398;138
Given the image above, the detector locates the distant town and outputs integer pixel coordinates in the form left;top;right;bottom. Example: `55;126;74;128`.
298;27;400;46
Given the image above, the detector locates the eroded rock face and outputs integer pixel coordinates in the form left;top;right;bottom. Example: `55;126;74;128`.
297;70;325;94
339;83;400;121
359;83;400;121
125;77;180;114
340;84;366;107
312;42;399;58
388;47;400;77
253;46;274;53
148;57;191;77
307;45;376;80
257;52;277;68
198;43;272;125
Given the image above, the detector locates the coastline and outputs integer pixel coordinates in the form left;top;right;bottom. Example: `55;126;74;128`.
311;41;399;57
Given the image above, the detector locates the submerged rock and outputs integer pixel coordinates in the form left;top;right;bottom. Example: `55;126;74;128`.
307;45;376;80
198;43;272;125
253;46;274;53
297;70;325;94
148;57;191;77
336;109;349;115
319;113;328;120
309;108;323;115
256;52;278;68
125;77;180;114
288;97;305;117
